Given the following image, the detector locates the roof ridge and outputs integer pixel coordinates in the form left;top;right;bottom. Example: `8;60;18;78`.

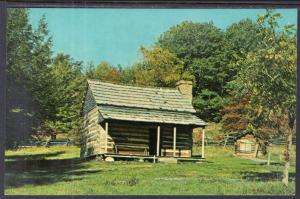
87;79;178;91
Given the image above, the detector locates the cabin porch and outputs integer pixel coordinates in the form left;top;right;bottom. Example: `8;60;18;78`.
98;120;206;161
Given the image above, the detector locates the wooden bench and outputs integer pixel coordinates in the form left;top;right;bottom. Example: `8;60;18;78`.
114;144;149;155
46;139;70;147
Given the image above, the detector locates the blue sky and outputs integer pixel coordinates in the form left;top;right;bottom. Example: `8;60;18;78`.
29;9;297;67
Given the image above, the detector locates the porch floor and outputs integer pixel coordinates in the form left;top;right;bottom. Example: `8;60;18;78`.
102;153;205;163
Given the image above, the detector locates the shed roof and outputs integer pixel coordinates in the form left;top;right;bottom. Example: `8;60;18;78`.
87;79;205;126
234;131;259;141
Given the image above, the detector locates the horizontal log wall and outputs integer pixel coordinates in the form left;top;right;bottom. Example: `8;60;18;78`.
108;121;193;157
80;107;114;157
108;121;151;156
161;125;193;157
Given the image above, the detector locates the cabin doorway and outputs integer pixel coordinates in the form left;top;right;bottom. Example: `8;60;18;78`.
149;128;157;155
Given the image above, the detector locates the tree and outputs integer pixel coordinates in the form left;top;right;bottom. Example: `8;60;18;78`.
84;61;96;79
221;19;264;133
85;61;111;79
193;89;224;122
85;61;123;83
221;95;250;134
47;54;86;134
102;68;122;83
6;8;33;82
156;21;233;122
223;19;261;80
132;46;192;87
157;21;224;67
6;9;54;147
120;66;136;85
225;19;260;54
6;9;86;147
26;16;54;126
229;9;296;186
156;20;265;122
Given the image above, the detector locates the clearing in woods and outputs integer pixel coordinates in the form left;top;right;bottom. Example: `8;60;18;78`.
4;145;295;195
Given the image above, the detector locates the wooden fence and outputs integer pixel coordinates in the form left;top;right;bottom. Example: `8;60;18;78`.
194;137;296;146
15;138;74;149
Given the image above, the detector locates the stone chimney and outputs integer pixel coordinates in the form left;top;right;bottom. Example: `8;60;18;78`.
176;80;193;101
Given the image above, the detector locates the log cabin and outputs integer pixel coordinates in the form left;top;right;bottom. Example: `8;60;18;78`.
80;79;206;161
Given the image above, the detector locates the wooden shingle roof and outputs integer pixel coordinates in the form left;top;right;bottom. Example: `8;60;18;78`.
88;79;196;113
87;79;205;126
98;105;205;126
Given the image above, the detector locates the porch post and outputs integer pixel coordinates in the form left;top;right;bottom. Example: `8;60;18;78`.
202;128;205;158
173;127;177;157
105;122;108;153
157;125;160;156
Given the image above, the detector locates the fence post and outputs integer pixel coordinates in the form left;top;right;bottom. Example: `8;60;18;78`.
202;129;205;158
267;144;272;166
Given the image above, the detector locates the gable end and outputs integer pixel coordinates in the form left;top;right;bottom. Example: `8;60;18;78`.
82;86;97;115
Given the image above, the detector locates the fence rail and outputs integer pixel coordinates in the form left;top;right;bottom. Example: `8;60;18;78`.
269;138;296;145
194;137;296;146
14;138;75;149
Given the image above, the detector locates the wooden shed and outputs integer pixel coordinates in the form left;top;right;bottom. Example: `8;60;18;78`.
234;131;259;158
80;79;206;161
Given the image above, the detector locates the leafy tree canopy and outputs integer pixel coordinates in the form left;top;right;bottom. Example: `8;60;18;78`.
132;46;193;87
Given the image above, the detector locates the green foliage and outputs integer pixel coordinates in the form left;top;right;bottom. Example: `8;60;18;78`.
85;61;123;83
227;10;296;185
119;66;136;85
157;21;227;95
84;61;97;79
6;9;54;147
46;54;86;133
6;8;33;82
156;20;261;122
27;16;53;123
229;9;296;131
86;61;111;79
223;19;261;85
7;9;87;144
221;19;262;133
193;89;224;122
132;47;192;87
6;9;35;147
224;19;261;60
221;95;250;134
157;21;224;67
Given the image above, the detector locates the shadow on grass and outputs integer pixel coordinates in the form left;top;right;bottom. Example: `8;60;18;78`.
5;151;101;189
240;162;283;166
241;171;296;182
240;161;296;167
5;151;66;160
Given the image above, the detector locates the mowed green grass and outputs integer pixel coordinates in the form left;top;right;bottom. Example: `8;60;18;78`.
5;145;295;195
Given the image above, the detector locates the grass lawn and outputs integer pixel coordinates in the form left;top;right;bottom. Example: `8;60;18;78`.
5;145;295;195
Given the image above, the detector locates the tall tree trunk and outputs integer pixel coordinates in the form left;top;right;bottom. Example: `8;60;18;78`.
282;130;292;186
